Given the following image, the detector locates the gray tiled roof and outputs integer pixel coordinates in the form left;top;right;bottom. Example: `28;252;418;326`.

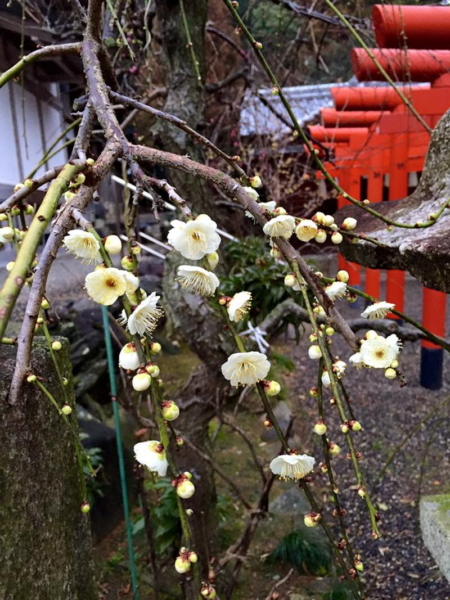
240;78;429;137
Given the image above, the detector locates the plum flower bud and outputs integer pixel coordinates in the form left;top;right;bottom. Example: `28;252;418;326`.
52;341;62;351
273;206;287;216
206;251;219;270
355;558;364;572
358;487;366;498
132;372;151;391
81;501;91;513
264;380;281;396
27;374;37;383
322;215;335;227
161;400;180;421
315;229;327;243
270;246;281;259
284;274;297;288
6;261;14;272
385;368;397;380
176;436;184;446
174;556;191;574
119;343;141;371
176;479;195;499
365;330;378;341
61;405;72;416
250;175;262;188
146;364;160;378
331;232;343;245
104;235;122;255
325;327;335;336
313;420;327;436
308;345;322;360
309;387;318;397
348;420;362;432
150;342;162;354
340;422;349;434
336;270;349;283
186;508;193;516
121;255;134;271
41;298;50;310
314;212;325;224
342;217;357;230
201;584;217;599
329;442;341;456
131;244;141;255
1;227;15;241
304;512;321;528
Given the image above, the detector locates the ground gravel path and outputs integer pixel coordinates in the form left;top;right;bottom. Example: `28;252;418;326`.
287;277;450;600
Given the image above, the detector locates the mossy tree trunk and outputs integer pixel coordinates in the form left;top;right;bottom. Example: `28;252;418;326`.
153;0;226;574
0;338;96;600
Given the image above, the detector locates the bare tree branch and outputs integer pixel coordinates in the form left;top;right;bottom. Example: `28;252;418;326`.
0;43;82;89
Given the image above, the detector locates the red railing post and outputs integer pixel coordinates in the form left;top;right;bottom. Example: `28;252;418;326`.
420;287;447;389
386;132;408;318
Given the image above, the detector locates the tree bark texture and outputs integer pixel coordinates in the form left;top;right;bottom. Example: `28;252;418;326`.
0;338;96;600
337;109;450;292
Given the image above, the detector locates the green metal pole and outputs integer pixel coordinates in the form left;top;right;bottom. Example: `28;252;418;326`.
101;306;140;599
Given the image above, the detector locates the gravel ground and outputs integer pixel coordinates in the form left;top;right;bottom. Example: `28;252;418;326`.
285;273;450;600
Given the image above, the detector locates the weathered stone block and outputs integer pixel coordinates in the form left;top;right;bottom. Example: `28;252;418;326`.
420;494;450;582
0;338;97;600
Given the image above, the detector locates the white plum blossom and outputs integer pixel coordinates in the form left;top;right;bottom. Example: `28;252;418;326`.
270;454;315;481
295;219;318;242
64;230;102;264
263;215;296;239
333;360;347;378
85;267;127;305
227;292;252;322
324;281;347;301
167;214;220;260
245;200;277;220
349;352;364;369
243;186;260;201
123;272;140;297
359;334;401;369
119;343;141;370
221;351;270;387
176;265;220;296
134;441;168;476
361;301;395;320
125;293;164;336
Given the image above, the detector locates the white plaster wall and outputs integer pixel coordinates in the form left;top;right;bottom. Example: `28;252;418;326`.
0;82;68;188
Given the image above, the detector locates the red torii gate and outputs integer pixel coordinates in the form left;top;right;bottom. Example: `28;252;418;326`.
308;5;450;389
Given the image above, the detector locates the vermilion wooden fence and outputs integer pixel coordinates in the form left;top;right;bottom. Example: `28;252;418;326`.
308;5;450;389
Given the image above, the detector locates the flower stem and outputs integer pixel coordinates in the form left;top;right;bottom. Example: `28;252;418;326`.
299;284;380;537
